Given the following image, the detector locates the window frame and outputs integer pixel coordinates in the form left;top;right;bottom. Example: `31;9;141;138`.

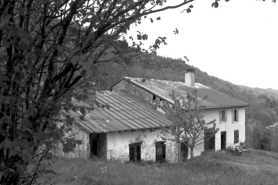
219;110;227;123
180;141;188;161
204;129;215;151
232;109;239;122
129;142;142;162
234;130;239;143
155;141;166;163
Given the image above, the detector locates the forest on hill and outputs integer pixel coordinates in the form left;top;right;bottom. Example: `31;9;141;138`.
99;54;278;151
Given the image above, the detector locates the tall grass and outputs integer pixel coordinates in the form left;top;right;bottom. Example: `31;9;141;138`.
37;150;278;185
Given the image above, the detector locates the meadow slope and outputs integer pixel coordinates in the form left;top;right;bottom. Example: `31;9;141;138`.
36;149;278;185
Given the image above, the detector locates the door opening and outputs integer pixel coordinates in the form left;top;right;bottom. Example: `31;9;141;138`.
221;131;226;150
89;133;106;158
180;142;188;161
156;141;166;163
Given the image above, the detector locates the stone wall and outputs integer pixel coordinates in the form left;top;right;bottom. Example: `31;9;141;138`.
113;80;154;105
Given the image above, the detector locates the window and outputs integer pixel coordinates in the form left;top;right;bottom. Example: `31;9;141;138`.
159;98;163;107
232;109;239;122
152;95;158;107
219;110;227;123
180;142;188;161
234;130;239;143
156;141;166;163
129;142;141;162
204;130;215;151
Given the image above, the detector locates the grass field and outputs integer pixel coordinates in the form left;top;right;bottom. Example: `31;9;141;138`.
36;149;278;185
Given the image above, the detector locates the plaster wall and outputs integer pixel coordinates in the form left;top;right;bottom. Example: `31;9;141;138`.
106;129;178;162
202;108;246;151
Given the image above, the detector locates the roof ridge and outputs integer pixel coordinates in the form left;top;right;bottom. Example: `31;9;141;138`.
123;76;249;109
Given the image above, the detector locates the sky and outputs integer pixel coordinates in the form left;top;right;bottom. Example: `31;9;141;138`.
127;0;278;90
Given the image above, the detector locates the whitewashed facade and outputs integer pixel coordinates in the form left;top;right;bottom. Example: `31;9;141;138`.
57;107;245;161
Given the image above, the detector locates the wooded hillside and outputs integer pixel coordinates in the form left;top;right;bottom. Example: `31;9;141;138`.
99;54;278;151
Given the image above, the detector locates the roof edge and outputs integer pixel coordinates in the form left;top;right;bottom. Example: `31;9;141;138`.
108;76;129;90
109;77;172;102
93;125;172;134
204;104;249;110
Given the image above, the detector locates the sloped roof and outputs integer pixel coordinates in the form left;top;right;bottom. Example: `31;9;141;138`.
62;91;173;133
118;77;249;109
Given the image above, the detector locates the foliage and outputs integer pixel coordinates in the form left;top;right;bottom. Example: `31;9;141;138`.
161;89;217;160
0;0;197;184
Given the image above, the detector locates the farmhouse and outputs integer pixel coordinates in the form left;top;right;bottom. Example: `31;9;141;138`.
57;69;248;162
58;90;178;161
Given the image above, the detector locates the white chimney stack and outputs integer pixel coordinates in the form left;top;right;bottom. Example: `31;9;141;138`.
185;69;195;87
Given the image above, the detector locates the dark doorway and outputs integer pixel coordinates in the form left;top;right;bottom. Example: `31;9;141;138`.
204;131;215;151
129;142;141;162
89;133;106;158
180;142;188;161
221;131;226;150
156;141;166;163
91;135;98;156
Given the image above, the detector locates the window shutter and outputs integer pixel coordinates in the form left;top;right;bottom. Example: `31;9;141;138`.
234;130;239;143
162;143;166;160
234;131;236;143
236;109;239;122
219;110;222;123
129;147;134;161
237;130;239;142
232;110;235;123
134;146;137;161
137;146;141;161
224;110;227;122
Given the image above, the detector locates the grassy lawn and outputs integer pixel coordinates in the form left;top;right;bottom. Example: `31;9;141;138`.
36;149;278;185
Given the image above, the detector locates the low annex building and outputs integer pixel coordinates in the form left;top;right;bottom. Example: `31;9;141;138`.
57;91;176;162
58;69;248;162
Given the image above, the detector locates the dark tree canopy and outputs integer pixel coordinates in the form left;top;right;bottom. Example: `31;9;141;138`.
0;0;197;184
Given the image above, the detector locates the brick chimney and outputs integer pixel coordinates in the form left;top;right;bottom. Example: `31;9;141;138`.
185;69;195;87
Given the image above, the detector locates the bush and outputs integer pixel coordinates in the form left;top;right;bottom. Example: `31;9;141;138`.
240;142;246;149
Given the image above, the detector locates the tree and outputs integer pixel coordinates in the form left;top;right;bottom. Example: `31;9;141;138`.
269;124;278;151
0;0;198;184
161;90;218;160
